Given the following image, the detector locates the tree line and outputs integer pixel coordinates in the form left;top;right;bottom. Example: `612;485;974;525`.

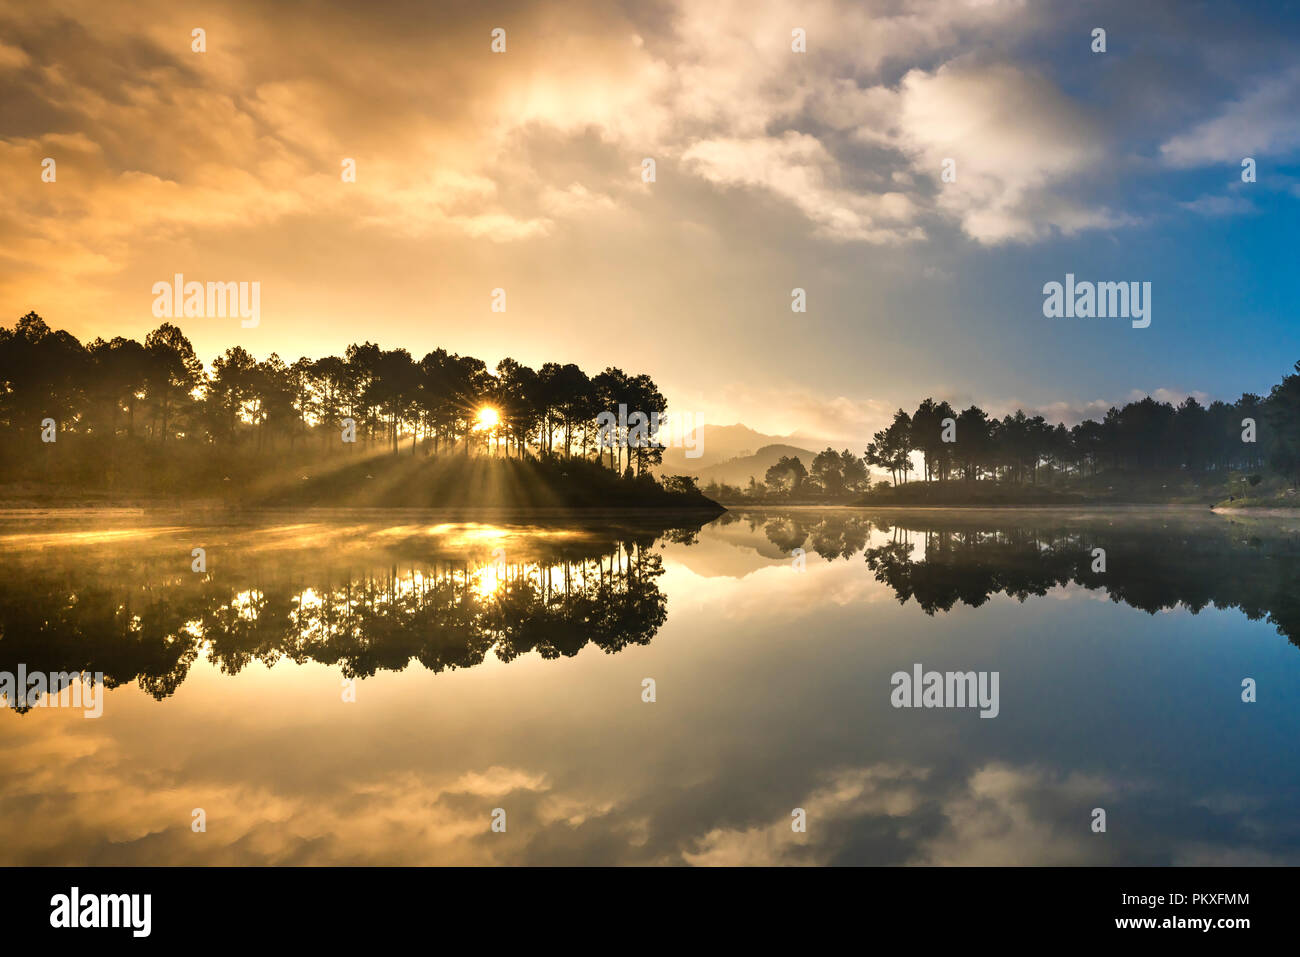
863;385;1299;486
6;311;1299;493
707;362;1300;501
0;312;670;475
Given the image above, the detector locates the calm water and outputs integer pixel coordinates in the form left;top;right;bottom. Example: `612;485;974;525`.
1;506;1298;865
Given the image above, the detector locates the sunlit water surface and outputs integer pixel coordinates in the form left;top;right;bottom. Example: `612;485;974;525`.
1;506;1297;865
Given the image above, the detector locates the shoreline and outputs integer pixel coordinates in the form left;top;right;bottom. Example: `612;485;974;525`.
0;502;727;522
8;500;1300;520
726;502;1215;510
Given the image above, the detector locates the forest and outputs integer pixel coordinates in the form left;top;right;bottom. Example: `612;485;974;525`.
4;310;1299;506
0;312;712;505
706;370;1300;504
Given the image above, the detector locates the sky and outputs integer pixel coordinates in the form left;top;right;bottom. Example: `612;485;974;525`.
2;0;1298;443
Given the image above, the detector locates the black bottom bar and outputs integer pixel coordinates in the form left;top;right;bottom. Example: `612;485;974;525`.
1;866;1274;942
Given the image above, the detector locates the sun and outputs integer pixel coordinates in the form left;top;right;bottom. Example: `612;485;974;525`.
474;406;500;430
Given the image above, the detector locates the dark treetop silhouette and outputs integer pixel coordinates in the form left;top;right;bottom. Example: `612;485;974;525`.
704;364;1300;504
5;311;1300;506
0;312;718;508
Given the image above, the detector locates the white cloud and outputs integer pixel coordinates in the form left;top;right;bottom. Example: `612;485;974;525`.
682;763;928;865
888;59;1127;243
682;133;923;243
1161;67;1300;166
1180;193;1256;216
539;183;619;218
989;388;1215;426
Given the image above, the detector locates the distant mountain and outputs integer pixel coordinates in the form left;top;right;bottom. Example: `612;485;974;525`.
657;423;778;471
659;423;842;475
658;424;886;488
691;444;818;488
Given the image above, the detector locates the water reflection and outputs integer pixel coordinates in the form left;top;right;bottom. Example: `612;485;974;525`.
1;507;1298;865
726;508;1300;644
0;511;690;709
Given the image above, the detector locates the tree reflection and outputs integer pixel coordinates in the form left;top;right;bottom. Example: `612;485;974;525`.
0;523;681;709
860;513;1300;646
5;510;1297;714
759;513;873;560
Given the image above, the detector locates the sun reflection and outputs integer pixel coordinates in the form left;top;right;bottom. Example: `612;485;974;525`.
471;562;505;599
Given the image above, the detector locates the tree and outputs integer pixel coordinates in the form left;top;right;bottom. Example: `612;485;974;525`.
309;355;350;449
626;373;666;475
1266;364;1300;484
143;323;203;443
866;409;914;486
496;358;540;458
208;346;258;443
840;449;868;492
811;448;846;495
954;406;991;481
765;455;807;494
87;336;149;437
593;367;633;471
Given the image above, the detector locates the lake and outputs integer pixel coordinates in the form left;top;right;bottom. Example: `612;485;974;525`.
1;506;1297;865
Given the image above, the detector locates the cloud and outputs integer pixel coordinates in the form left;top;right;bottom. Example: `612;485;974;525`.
658;2;1105;246
1179;193;1256;217
887;59;1129;242
1161;67;1300;166
682;763;929;865
679;761;1129;866
986;388;1215;426
538;183;618;218
682;133;922;243
0;0;1172;320
917;764;1121;866
0;40;29;70
682;381;1222;446
677;381;900;444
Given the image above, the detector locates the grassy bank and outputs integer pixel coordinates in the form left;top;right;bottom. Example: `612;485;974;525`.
1212;494;1300;509
850;470;1298;508
0;450;723;512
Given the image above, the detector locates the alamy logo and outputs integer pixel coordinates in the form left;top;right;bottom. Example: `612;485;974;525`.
0;666;104;717
595;405;703;458
890;663;1000;718
152;273;260;328
1042;274;1150;328
50;887;151;937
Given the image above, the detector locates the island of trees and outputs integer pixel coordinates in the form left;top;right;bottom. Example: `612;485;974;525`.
0;312;717;509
